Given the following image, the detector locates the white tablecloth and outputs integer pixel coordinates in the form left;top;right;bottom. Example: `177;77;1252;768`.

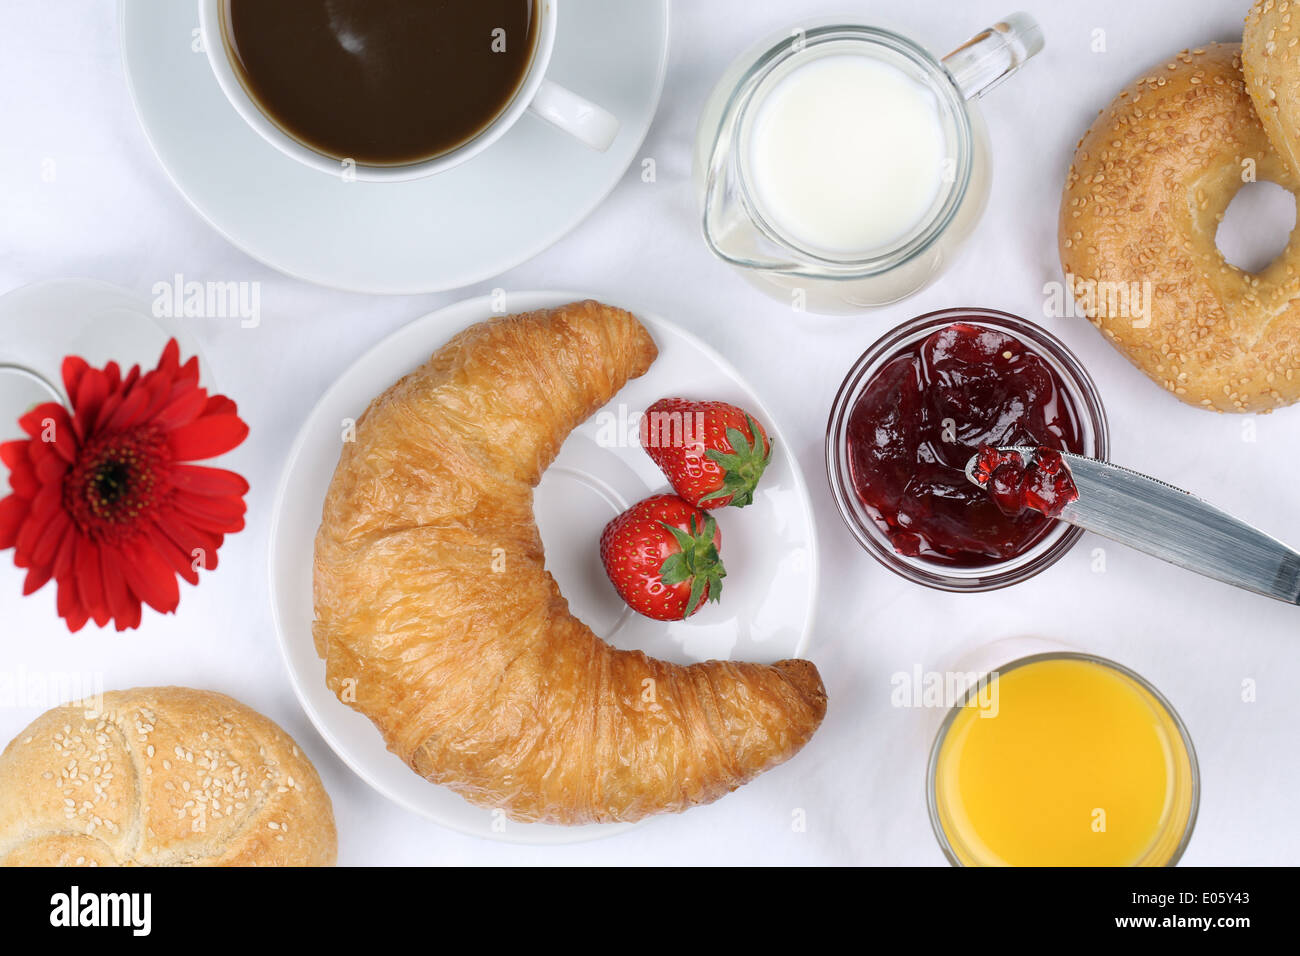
1;0;1296;865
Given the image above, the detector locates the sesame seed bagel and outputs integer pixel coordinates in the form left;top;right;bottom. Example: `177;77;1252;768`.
1245;0;1300;180
1060;43;1300;412
0;687;336;866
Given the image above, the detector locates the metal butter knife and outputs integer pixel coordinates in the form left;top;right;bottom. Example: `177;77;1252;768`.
964;447;1300;605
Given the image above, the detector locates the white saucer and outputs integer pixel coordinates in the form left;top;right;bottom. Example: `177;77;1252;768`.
0;279;209;482
268;291;820;844
119;0;670;294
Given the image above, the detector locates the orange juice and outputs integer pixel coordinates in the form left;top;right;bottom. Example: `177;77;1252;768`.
930;655;1197;866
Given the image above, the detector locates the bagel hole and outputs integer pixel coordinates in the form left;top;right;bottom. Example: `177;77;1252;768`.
1216;181;1297;273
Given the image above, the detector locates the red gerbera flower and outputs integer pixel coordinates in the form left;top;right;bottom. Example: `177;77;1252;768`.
0;339;249;632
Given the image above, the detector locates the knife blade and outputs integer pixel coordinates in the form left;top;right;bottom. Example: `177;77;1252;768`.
967;448;1300;605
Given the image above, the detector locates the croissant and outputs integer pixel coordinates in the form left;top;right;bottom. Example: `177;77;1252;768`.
312;300;827;825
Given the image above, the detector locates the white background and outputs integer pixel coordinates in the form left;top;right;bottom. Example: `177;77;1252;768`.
1;0;1297;865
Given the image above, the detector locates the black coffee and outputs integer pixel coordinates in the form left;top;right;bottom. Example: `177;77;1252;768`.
225;0;539;165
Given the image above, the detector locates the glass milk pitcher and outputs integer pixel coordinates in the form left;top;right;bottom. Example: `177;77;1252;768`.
693;14;1044;314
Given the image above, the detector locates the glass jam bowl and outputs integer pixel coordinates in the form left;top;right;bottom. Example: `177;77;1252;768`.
825;308;1109;591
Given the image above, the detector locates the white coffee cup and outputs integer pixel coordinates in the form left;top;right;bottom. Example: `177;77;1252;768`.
196;0;620;182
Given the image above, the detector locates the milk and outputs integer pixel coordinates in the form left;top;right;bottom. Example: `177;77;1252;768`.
747;54;948;256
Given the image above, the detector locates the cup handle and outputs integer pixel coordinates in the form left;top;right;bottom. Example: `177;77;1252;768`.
941;11;1044;100
527;79;621;152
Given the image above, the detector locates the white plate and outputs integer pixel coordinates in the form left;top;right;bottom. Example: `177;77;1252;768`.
118;0;670;294
269;291;820;844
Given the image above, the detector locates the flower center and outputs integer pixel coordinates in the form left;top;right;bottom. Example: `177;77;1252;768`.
66;425;170;539
92;460;131;505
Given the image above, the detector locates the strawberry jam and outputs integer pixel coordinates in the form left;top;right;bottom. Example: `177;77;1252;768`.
845;322;1084;566
972;445;1079;519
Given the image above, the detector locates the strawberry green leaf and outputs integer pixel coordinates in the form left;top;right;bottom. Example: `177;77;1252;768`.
702;416;772;508
724;426;751;455
659;552;690;585
655;513;726;617
685;575;708;617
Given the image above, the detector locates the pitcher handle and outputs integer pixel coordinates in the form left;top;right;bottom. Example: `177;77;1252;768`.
941;12;1044;100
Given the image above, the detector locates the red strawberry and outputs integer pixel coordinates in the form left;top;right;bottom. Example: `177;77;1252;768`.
599;494;725;621
640;399;773;509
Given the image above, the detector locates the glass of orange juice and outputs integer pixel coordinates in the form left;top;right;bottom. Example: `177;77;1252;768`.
927;646;1199;866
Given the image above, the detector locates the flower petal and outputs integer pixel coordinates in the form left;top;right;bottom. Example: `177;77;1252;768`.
151;386;208;431
56;571;89;633
74;536;107;624
172;492;246;533
155;508;222;572
103;385;150;432
72;365;112;434
177;354;200;389
116;599;141;631
29;507;72;570
0;495;28;549
26;430;66;476
16;482;61;556
136;374;176;424
33;449;68;486
100;546;137;628
1;439;28;471
92;390;126;432
203;395;238;417
50;524;76;579
62;355;90;399
168;414;249;461
169;465;250;497
120;535;180;614
19;405;76;463
156;339;181;378
22;563;52;596
3;449;40;499
146;521;199;586
26;480;65;528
